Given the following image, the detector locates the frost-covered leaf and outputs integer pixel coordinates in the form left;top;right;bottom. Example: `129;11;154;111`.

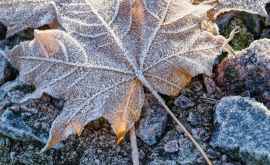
216;0;270;17
193;0;270;17
6;0;226;150
0;0;56;37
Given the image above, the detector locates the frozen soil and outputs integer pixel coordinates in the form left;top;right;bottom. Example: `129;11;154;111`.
0;76;244;165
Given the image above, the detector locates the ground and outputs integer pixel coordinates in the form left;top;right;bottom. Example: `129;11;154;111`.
0;10;269;165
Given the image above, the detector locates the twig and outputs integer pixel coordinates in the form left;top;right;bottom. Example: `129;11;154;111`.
138;75;213;165
130;126;139;165
222;26;240;57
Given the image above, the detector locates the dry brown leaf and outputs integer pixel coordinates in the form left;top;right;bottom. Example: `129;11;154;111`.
109;79;144;144
3;0;226;155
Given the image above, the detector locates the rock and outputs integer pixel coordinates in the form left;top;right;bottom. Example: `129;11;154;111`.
187;112;203;126
137;94;168;145
191;127;210;142
0;78;32;105
0;50;14;86
148;130;200;164
211;96;270;165
164;140;179;153
0;109;48;143
0;91;61;145
203;76;217;94
174;95;195;110
217;39;270;108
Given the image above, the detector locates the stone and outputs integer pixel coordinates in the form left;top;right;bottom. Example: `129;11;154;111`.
0;89;61;145
0;78;30;108
217;39;270;108
203;76;217;94
0;109;48;144
211;96;270;165
187;112;203;126
137;94;168;145
164;140;179;153
148;130;200;164
174;95;195;110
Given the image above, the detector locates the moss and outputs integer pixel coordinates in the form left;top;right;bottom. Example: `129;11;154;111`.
224;66;239;81
221;17;254;51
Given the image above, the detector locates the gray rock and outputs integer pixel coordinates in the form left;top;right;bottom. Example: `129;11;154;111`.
0;109;48;143
137;94;168;145
211;96;270;165
217;39;270;108
0;79;30;106
203;76;217;94
174;95;195;109
187;112;203;126
0;89;61;145
0;50;14;86
148;130;200;165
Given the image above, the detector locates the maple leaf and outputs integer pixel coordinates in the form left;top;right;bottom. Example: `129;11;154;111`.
192;0;270;18
1;0;228;164
216;0;269;17
0;0;56;37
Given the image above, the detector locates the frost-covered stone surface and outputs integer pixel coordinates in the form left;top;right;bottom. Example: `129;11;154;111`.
148;130;200;165
217;39;270;108
137;94;168;145
211;96;270;165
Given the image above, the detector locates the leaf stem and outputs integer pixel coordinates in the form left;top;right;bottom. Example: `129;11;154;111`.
130;126;140;165
137;74;212;165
